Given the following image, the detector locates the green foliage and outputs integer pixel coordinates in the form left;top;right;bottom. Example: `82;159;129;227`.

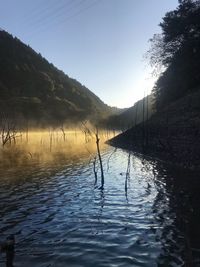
148;0;200;110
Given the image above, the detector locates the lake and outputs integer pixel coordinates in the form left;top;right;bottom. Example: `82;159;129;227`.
0;133;200;266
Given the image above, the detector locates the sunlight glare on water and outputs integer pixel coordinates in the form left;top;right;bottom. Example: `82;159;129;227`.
0;133;200;266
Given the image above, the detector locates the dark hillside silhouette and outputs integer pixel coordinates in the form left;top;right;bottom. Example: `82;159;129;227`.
147;0;200;110
0;30;118;126
110;0;200;169
102;95;154;131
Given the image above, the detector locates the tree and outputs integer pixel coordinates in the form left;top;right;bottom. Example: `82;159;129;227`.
0;113;19;147
148;0;200;109
149;0;200;68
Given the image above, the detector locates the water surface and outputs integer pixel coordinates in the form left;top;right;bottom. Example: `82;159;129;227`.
0;145;200;266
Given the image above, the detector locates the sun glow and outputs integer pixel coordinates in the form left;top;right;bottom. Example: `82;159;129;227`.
0;129;116;169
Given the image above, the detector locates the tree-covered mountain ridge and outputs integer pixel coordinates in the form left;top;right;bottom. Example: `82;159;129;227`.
102;95;154;131
0;29;122;125
109;0;200;169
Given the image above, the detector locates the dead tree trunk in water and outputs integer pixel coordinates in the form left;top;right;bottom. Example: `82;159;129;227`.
0;113;19;147
142;92;146;152
81;122;104;188
25;119;29;143
125;153;131;200
95;130;104;189
49;129;53;152
145;94;149;148
60;125;66;142
93;156;98;186
0;235;15;267
134;102;138;127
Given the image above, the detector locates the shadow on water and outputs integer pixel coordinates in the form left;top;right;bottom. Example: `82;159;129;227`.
150;160;200;267
0;147;200;266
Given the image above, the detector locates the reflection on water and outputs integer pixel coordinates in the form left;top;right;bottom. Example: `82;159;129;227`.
0;140;200;266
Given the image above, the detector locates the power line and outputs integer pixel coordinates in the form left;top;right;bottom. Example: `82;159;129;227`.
25;0;99;38
28;0;82;29
21;0;57;24
40;0;99;34
58;0;99;26
25;0;87;36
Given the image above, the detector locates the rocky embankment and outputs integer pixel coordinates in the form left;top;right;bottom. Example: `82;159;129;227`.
109;90;200;170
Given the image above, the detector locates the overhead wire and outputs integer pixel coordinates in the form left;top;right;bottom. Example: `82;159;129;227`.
54;0;99;27
24;0;99;38
24;0;88;36
27;0;82;29
21;0;58;24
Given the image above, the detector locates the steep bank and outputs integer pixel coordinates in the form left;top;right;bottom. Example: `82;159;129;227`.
102;95;154;131
109;89;200;170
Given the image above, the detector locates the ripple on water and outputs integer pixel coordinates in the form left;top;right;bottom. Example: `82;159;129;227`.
0;147;200;266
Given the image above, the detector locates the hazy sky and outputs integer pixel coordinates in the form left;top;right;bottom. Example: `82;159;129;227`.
0;0;178;108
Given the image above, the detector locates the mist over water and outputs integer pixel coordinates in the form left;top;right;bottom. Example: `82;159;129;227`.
0;131;200;266
0;130;111;168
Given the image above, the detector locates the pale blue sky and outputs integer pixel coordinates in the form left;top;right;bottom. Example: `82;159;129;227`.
0;0;178;108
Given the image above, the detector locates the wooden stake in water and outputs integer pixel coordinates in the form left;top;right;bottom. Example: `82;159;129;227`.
93;156;98;186
0;235;15;267
60;125;66;142
95;129;104;189
125;153;131;196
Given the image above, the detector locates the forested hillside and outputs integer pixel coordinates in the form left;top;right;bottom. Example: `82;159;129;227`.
0;30;117;126
110;0;200;169
148;0;200;110
103;95;154;131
